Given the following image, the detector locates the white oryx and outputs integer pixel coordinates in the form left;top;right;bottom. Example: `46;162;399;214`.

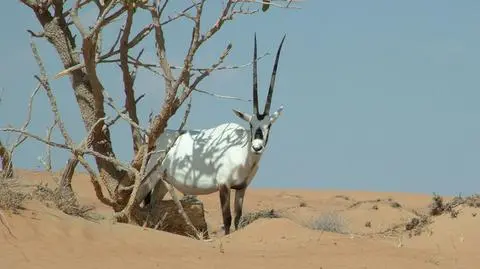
135;34;286;235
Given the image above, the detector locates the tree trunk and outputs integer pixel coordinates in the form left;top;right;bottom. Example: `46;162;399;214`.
132;198;209;238
58;157;78;198
32;9;125;201
0;141;14;178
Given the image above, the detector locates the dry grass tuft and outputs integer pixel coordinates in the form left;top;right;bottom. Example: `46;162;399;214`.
32;183;100;221
0;177;29;238
0;178;29;213
237;208;281;229
429;193;447;216
307;211;347;234
405;215;432;236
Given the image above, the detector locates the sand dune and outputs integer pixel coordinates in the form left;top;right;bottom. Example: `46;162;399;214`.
1;170;479;269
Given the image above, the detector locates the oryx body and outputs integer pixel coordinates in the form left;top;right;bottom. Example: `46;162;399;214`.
136;34;286;235
142;122;260;195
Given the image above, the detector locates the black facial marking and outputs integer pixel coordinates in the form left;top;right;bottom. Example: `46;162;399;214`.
257;113;267;121
254;128;263;140
264;123;272;146
249;122;253;140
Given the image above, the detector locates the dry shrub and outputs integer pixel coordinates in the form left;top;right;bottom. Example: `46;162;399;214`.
307;211;347;234
0;177;29;238
428;193;480;218
429;193;446;216
389;200;402;208
237;208;281;229
0;178;29;213
32;183;99;221
454;194;480;208
405;215;432;236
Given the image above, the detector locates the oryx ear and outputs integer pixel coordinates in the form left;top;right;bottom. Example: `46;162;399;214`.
269;105;284;124
233;109;252;122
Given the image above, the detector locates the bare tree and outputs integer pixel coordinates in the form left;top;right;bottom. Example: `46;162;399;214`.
6;0;300;228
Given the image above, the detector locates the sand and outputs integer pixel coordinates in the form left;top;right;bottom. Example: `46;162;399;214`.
1;169;479;269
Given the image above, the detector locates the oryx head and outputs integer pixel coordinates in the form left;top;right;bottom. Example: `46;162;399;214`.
233;34;286;155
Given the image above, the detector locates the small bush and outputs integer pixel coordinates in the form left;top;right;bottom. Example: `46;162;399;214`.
429;193;445;216
32;183;97;220
237;208;281;229
390;201;402;208
0;178;29;213
428;193;470;218
307;211;347;234
405;215;431;236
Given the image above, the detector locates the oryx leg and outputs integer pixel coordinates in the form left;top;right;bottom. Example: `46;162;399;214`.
232;163;258;230
219;184;232;235
148;179;169;208
143;192;152;207
140;172;167;208
234;187;246;230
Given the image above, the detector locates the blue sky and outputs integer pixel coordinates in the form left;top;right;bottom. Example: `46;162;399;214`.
1;1;480;195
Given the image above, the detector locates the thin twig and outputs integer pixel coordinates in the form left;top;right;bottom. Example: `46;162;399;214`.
153;212;168;230
90;0;120;36
160;3;198;25
102;51;269;73
0;128;69;150
3;83;42;176
71;0;89;38
38;119;57;171
181;43;233;102
103;91;148;135
234;0;302;9
194;88;251;102
106;94;145;127
53;23;153;80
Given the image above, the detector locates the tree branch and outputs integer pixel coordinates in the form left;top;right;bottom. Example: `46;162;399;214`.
116;96;193;223
148;3;175;93
0;128;70;150
29;38;118;205
103;91;148;136
106;94;145;127
180;43;232;103
71;0;89;38
120;8;142;154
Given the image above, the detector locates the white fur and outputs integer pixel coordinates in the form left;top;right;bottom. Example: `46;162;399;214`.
137;122;263;199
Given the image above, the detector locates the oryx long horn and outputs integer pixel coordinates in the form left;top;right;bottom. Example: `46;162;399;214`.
264;34;286;115
253;33;259;116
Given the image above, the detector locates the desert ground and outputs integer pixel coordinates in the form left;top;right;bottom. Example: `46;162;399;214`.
1;169;479;269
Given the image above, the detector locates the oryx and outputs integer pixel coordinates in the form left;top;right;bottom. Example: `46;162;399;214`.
136;34;286;235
